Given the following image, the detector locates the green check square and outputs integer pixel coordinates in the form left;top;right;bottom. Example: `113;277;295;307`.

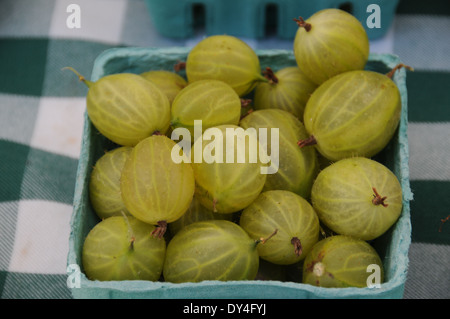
407;71;450;122
410;180;450;245
1;272;72;299
0;140;30;202
0;39;48;96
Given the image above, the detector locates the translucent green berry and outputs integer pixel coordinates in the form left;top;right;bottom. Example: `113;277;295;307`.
89;146;132;220
186;35;267;96
293;8;369;85
163;220;260;283
302;235;384;288
240;190;320;265
310;157;403;241
82;215;166;282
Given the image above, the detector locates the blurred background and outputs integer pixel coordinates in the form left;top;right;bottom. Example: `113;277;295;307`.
0;0;449;299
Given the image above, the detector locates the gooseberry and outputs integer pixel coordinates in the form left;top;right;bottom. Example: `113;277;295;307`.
293;8;369;85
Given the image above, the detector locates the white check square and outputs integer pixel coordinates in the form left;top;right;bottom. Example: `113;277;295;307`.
8;200;73;274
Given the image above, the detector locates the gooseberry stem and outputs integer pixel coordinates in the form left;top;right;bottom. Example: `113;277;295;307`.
386;63;414;79
129;236;136;251
439;215;450;232
293;17;312;32
151;220;168;239
297;135;317;148
372;187;388;207
62;66;93;88
263;67;279;84
255;229;278;246
240;98;252;108
291;237;303;256
240;99;253;120
174;61;186;72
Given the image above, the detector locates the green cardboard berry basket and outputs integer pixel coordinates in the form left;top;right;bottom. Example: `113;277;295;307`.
67;47;413;299
144;0;399;40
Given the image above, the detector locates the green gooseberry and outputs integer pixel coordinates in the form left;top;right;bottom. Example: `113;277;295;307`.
82;215;166;281
65;67;170;146
163;220;262;283
186;35;267;96
299;67;405;161
240;190;320;265
89;146;132;220
293;8;369;85
310;157;403;241
302;235;384;288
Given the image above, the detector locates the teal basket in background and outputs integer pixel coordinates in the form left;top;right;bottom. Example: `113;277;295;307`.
144;0;400;40
67;47;412;299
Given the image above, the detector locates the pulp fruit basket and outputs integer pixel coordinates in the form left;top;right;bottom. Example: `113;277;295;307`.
144;0;399;40
68;47;413;299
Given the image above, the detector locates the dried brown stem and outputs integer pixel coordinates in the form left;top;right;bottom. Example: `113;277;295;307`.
291;237;303;256
151;221;168;239
174;61;186;72
372;187;388;207
439;215;450;232
240;98;252;108
293;17;312;32
386;63;414;79
297;135;317;148
129;236;136;251
263;67;279;84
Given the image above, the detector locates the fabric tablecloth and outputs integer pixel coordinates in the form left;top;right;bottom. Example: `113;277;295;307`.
0;0;449;299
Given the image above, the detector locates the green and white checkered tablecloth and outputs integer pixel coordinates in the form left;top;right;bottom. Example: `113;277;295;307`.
0;0;449;299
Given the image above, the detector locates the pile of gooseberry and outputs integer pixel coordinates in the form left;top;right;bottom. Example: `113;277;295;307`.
72;8;410;288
